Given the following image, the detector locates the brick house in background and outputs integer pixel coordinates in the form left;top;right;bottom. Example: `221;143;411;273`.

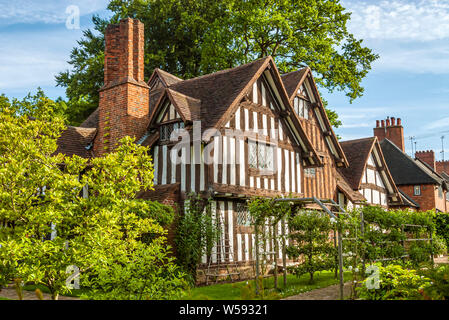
374;118;449;212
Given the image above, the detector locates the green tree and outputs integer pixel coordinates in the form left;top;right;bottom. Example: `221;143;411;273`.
56;0;378;127
0;92;185;299
287;210;337;283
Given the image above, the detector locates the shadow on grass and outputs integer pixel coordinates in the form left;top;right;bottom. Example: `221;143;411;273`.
184;270;352;300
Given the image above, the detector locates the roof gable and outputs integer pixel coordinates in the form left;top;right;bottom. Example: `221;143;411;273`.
148;56;321;167
339;137;402;204
281;68;348;167
339;137;376;189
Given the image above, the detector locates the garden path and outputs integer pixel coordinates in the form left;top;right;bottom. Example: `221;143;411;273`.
0;287;79;300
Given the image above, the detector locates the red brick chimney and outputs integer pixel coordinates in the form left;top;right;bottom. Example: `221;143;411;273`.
416;150;436;171
94;18;150;156
373;116;405;152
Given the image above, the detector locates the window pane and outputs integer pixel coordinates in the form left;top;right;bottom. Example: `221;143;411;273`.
258;143;266;169
266;145;274;171
236;203;251;226
298;99;304;118
304;101;309;119
249;141;257;168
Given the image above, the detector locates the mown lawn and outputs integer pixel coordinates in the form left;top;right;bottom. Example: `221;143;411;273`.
19;270;352;300
183;270;352;300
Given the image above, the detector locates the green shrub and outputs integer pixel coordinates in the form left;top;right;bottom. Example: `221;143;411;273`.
357;264;430;300
434;212;449;249
408;241;433;267
420;265;449;300
433;235;448;256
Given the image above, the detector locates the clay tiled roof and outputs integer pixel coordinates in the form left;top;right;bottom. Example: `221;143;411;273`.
281;68;308;100
339;137;376;189
168;57;269;132
167;89;201;121
155;69;183;86
380;139;445;186
55;126;96;158
79;108;99;129
336;171;366;203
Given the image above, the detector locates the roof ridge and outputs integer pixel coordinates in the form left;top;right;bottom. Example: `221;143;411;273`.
280;67;309;77
341;136;376;144
168;56;270;87
156;68;183;81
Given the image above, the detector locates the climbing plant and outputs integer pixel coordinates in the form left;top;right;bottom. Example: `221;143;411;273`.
175;193;220;285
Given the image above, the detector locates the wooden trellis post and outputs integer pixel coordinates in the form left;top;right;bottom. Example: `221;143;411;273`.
337;221;344;300
255;223;260;296
273;219;278;289
281;217;287;288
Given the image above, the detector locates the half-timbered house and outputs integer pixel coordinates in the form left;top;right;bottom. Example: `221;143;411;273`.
337;137;412;210
56;18;335;280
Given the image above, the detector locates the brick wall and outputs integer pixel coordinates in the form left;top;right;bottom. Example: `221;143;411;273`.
94;18;150;156
373;117;405;152
415;150;436;171
400;184;437;212
436;161;449;175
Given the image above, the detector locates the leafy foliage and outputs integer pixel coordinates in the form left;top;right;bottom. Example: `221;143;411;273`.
175;194;220;285
420;265;449;300
357;264;431;300
56;0;378;126
287;210;337;283
0;92;185;299
434;212;449;249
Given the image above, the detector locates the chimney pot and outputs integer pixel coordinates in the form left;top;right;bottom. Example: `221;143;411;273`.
381;120;385;127
391;117;396;126
376;120;380;128
397;118;402;126
386;118;391;127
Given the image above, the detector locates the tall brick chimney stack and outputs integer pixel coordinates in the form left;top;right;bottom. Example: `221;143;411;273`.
416;150;436;171
373;116;405;152
94;18;150;156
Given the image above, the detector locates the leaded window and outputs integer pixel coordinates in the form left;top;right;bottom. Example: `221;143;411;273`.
160;122;184;142
294;96;309;120
304;167;316;177
236;203;251;226
248;140;274;172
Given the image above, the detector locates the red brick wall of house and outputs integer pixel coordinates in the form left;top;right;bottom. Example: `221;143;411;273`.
400;184;442;212
94;18;150;156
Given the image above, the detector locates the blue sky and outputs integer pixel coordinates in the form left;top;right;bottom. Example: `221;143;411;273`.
1;0;449;159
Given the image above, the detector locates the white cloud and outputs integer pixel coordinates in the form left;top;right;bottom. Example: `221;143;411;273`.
344;0;449;41
424;117;449;130
0;0;109;25
371;40;449;74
